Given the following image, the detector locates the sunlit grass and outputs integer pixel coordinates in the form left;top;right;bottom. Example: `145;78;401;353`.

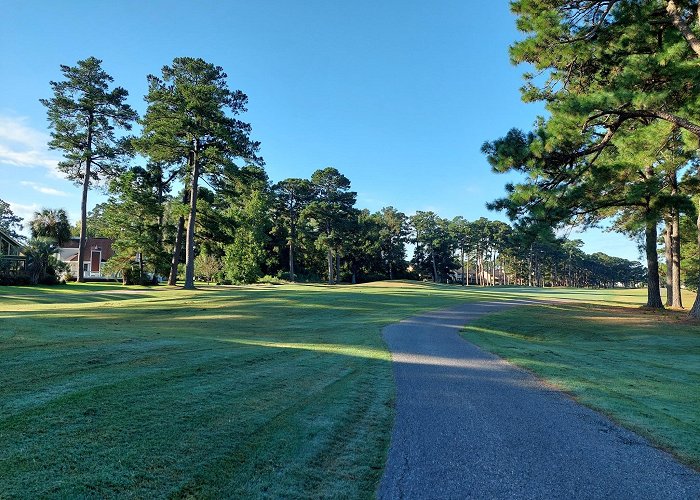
462;292;700;469
0;280;484;498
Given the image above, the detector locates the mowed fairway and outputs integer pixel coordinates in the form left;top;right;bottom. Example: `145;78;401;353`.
0;281;480;498
1;283;698;497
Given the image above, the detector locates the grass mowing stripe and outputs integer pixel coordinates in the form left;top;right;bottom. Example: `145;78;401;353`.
172;366;365;497
2;282;697;496
1;281;481;498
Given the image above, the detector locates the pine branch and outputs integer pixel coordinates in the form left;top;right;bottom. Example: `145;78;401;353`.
666;0;700;57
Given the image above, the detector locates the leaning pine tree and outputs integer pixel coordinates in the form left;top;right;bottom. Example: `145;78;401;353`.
41;57;137;282
139;57;261;289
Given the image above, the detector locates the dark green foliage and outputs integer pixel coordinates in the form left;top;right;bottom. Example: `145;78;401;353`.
303;168;357;284
223;190;270;284
377;207;410;280
40;57;137;182
100;168;171;284
272;178;315;281
0;274;32;286
411;211;456;283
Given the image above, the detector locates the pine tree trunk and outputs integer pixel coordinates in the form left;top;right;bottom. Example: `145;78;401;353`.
335;249;340;284
644;216;664;309
184;146;199;290
289;240;295;282
492;251;497;286
289;219;296;282
461;246;465;286
528;245;533;287
153;178;165;285
289;205;296;282
139;253;144;284
689;208;700;319
77;161;90;283
77;115;93;283
664;218;674;306
671;210;683;308
466;253;470;286
168;189;188;286
327;247;333;285
478;251;483;286
431;247;438;283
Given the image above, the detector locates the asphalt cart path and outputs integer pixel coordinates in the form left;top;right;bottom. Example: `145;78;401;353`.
378;300;700;499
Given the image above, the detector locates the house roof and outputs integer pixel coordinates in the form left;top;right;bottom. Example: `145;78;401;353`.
0;227;23;248
56;248;80;262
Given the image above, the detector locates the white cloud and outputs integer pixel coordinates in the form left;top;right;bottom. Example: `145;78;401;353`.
0;144;57;169
20;181;68;197
8;201;40;221
0;116;48;147
0;115;61;174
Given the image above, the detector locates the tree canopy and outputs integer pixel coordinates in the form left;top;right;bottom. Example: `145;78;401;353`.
484;0;700;315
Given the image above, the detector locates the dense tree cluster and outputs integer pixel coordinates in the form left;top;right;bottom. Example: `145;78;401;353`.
5;50;660;290
409;214;645;288
483;1;700;316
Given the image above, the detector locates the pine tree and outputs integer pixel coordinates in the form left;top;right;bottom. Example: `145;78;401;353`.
0;199;23;239
273;178;314;282
487;2;700;311
378;207;410;280
41;57;137;282
139;57;261;289
303;168;357;284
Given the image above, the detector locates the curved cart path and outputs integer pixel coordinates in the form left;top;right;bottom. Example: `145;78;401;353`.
378;301;700;499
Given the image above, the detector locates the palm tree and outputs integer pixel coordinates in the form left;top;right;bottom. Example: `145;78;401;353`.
24;237;60;284
29;208;71;245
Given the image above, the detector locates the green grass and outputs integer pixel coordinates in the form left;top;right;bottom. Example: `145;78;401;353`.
0;281;484;498
462;287;700;469
2;282;698;497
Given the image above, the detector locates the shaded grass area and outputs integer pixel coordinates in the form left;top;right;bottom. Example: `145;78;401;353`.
0;281;486;498
462;291;700;469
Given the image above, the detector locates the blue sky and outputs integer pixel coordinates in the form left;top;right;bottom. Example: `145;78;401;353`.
0;0;641;261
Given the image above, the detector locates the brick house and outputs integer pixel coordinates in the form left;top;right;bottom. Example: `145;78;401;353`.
56;237;114;278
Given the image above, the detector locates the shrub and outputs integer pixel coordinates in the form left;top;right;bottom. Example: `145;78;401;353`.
258;275;287;285
0;274;32;286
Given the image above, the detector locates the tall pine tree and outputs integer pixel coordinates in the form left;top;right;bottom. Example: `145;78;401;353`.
41;57;137;282
139;57;261;289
